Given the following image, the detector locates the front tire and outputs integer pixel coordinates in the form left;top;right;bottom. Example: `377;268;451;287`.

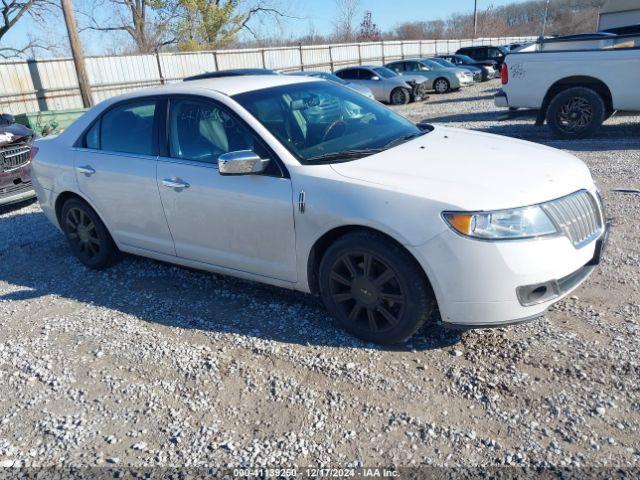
390;87;410;105
319;231;435;344
61;198;119;270
546;87;605;139
433;78;450;94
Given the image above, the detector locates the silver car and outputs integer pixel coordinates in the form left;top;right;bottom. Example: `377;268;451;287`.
385;59;473;94
287;71;376;100
333;66;414;105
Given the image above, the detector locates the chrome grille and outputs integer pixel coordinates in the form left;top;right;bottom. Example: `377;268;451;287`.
1;144;30;172
542;190;603;248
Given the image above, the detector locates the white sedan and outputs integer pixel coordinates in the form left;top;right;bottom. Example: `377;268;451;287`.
32;75;608;344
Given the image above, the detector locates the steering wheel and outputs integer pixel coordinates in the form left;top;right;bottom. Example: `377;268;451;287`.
321;120;347;142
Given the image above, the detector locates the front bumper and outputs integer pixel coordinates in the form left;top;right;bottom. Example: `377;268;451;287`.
0;181;36;206
410;221;608;328
494;89;509;108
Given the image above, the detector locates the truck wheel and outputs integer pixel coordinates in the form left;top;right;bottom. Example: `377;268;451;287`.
546;87;605;139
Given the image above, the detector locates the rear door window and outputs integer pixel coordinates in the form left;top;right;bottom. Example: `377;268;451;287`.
99;100;158;156
336;69;358;80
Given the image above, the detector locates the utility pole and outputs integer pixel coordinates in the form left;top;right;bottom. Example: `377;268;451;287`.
473;0;478;38
541;0;551;36
61;0;93;108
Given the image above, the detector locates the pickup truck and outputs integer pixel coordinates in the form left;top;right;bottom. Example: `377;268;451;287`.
495;33;640;138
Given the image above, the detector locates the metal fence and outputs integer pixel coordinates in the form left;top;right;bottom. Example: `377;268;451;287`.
0;36;536;115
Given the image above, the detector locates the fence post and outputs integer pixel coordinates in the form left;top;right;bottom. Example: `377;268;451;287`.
260;48;266;68
357;43;362;65
329;45;334;71
212;51;219;71
381;41;385;64
400;41;404;59
419;40;423;57
155;50;165;85
298;43;304;71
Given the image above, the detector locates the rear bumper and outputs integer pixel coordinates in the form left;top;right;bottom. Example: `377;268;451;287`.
494;89;509;108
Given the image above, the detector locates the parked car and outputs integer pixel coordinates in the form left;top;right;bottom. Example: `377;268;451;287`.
428;56;482;83
503;43;524;51
0;113;36;207
333;66;416;104
184;68;278;81
437;54;497;81
456;45;508;69
496;32;640;138
385;59;472;94
32;75;608;344
287;71;375;99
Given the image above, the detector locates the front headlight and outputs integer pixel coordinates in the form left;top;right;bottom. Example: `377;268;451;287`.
443;206;559;240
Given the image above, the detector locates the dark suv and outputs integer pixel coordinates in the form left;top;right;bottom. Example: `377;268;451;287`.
0;113;36;207
455;46;508;69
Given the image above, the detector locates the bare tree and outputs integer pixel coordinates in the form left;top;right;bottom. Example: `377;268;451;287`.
81;0;180;53
357;11;380;41
0;0;50;57
332;0;359;42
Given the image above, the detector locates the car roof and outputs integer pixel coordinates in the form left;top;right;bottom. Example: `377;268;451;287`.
183;68;277;80
98;75;319;105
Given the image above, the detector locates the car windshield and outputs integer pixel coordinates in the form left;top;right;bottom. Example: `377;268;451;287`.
373;67;397;78
421;59;444;70
234;81;424;164
456;55;476;63
432;58;456;68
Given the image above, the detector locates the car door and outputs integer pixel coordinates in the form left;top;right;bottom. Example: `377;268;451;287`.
74;98;176;256
358;68;386;99
156;96;297;282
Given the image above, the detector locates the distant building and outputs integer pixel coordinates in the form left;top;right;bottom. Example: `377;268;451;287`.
598;0;640;34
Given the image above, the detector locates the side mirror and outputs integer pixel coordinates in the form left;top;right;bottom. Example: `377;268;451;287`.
370;75;380;81
218;150;269;176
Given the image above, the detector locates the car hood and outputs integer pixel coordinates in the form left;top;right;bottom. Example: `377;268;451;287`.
0;122;33;147
397;74;427;84
330;126;594;211
449;67;471;76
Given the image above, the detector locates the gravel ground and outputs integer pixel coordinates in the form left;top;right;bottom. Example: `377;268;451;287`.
1;80;639;470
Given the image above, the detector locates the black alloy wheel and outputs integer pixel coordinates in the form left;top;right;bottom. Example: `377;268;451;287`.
61;198;118;269
390;88;410;105
547;87;605;139
319;231;435;344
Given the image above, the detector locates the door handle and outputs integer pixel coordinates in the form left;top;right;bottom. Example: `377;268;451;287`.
77;165;96;176
162;178;190;190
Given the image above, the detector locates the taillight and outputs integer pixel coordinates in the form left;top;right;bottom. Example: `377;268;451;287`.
501;63;508;85
29;146;39;161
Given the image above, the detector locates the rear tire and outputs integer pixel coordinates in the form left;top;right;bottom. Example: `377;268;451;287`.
390;87;410;105
546;87;605;139
60;198;119;270
319;231;435;344
434;78;450;94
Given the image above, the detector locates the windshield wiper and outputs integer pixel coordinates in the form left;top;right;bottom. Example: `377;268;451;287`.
306;148;383;163
383;130;429;149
